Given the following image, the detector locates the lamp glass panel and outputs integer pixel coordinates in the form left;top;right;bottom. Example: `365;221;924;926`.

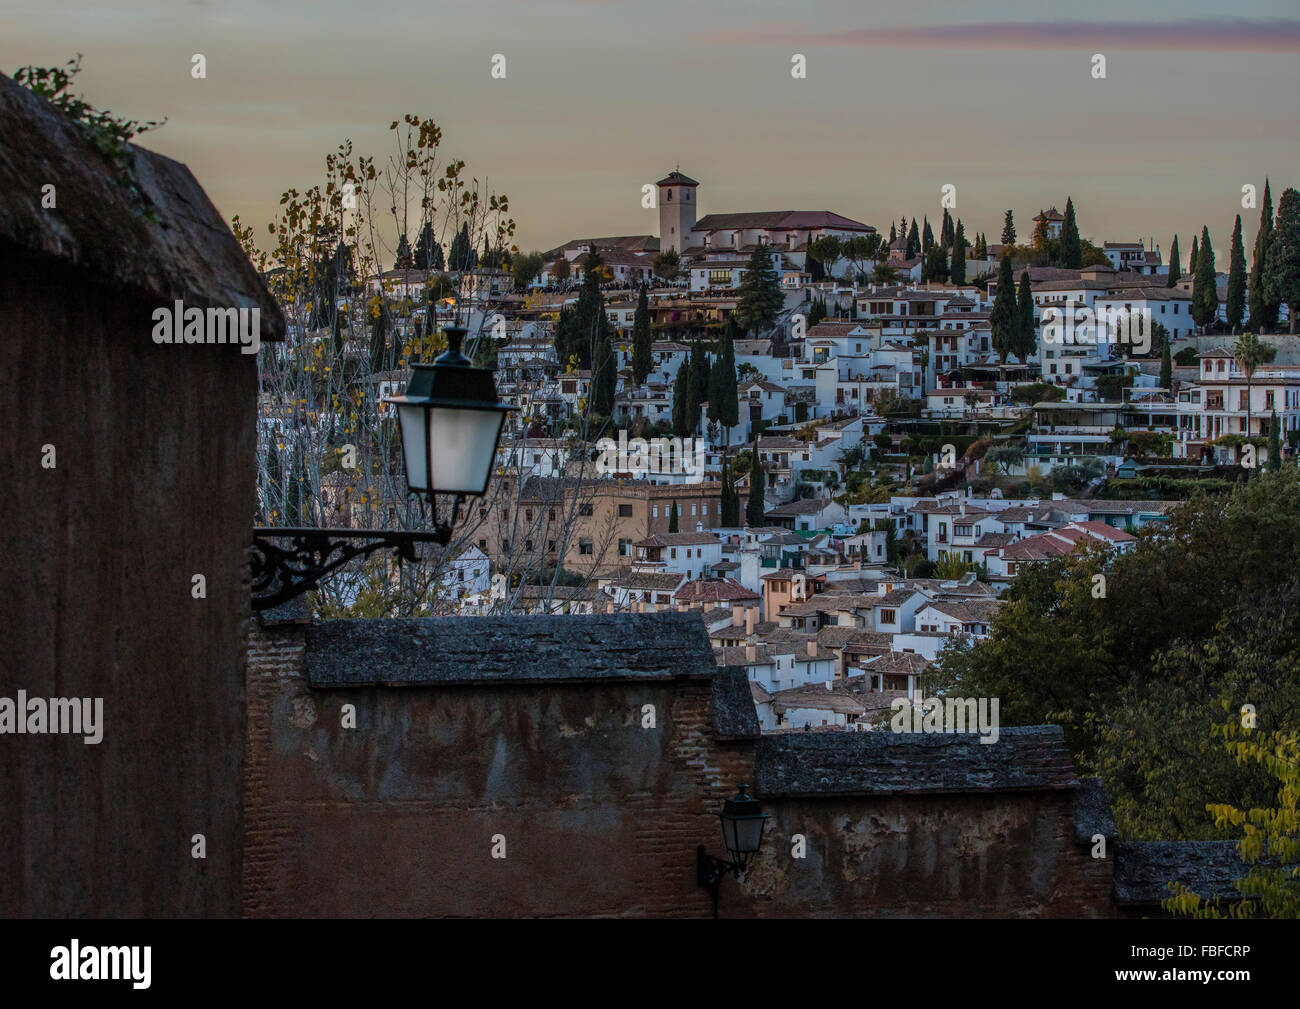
397;403;429;492
428;406;504;495
734;815;765;854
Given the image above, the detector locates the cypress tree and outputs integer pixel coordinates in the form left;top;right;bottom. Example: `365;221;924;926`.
671;370;689;436
746;457;766;528
721;461;741;526
990;254;1017;362
716;330;739;442
668;500;679;533
950;220;967;285
413;222;436;270
1226;214;1247;333
1001;210;1016;247
733;245;783;335
592;327;615;417
1192;226;1217;332
941;209;954;250
1188;235;1199;289
1166;235;1180;287
1059;197;1081;269
1268;410;1282;470
631;283;652;384
1160;326;1172;389
888;221;897;245
922;217;934;253
686;339;709;430
922;244;947;284
1249;179;1277;331
1015;270;1036;362
1265;186;1300;335
906;219;920;259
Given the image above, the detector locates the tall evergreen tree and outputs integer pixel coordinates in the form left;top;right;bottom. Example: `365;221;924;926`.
1166;235;1181;287
1268;410;1282;471
1188;234;1199;290
671;370;689;436
922;217;934;253
1159;324;1172;389
1015;270;1036;362
922;243;947;283
888;221;897;245
412;222;437;271
685;339;708;432
1226;214;1247;334
448;222;476;271
554;304;578;371
668;500;679;533
1059;197;1082;269
746;457;766;528
950;220;967;285
906;219;920;259
631;284;652;385
972;232;987;260
394;234;413;270
591;327;616;417
1001;210;1016;247
1249;179;1278;332
1264;187;1300;334
710;329;739;443
721;461;740;526
733;245;783;335
1192;226;1217;333
941;209;955;250
990;254;1017;362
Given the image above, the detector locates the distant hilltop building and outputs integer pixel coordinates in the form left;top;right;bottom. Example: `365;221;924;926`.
544;168;875;277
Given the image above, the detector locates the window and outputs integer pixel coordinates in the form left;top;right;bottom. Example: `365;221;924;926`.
880;608;897;624
525;540;534;552
579;503;593;516
479;539;487;550
579;538;593;555
618;504;633;517
547;540;556;552
652;505;658;518
618;538;632;556
525;509;533;523
548;509;556;521
502;540;511;552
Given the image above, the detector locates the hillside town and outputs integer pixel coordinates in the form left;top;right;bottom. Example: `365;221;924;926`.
257;167;1299;736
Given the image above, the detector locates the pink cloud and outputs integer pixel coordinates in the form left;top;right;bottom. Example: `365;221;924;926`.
694;18;1300;53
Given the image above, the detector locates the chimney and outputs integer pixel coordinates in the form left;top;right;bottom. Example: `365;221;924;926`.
746;644;756;662
745;606;757;635
807;640;817;658
732;604;744;627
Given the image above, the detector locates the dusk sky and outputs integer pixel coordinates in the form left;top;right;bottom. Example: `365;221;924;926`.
6;0;1299;268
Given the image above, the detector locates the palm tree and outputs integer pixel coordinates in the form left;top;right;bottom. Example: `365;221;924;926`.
1232;332;1276;443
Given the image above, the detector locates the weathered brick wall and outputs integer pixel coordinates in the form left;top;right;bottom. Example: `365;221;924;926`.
244;614;1117;918
245;618;753;917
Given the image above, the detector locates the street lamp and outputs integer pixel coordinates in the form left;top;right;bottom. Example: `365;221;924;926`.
385;324;515;542
250;324;512;610
697;783;769;918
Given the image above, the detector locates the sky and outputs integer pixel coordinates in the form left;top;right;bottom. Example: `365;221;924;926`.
5;0;1299;269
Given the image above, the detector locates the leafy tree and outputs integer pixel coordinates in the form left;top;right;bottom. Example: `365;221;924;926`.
1031;210;1050;254
972;231;987;260
1226;215;1247;333
551;257;570;284
1249;179;1277;332
842;234;884;282
1059;197;1081;269
1192;226;1217;332
668;499;679;533
733;245;783;335
631;284;652;385
950;219;967;284
1001;210;1016;247
1264;187;1300;334
1015;269;1036;361
653;247;681;283
746;457;766;527
990;254;1017;362
1166;235;1180;287
807;236;843;279
511;250;544;292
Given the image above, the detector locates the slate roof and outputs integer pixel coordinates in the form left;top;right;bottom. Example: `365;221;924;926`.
0;71;283;338
1112;841;1252;907
753;725;1079;797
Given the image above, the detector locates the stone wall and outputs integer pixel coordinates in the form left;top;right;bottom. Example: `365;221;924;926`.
245;611;1121;917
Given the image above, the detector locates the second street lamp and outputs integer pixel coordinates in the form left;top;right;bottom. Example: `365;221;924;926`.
697;783;769;918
